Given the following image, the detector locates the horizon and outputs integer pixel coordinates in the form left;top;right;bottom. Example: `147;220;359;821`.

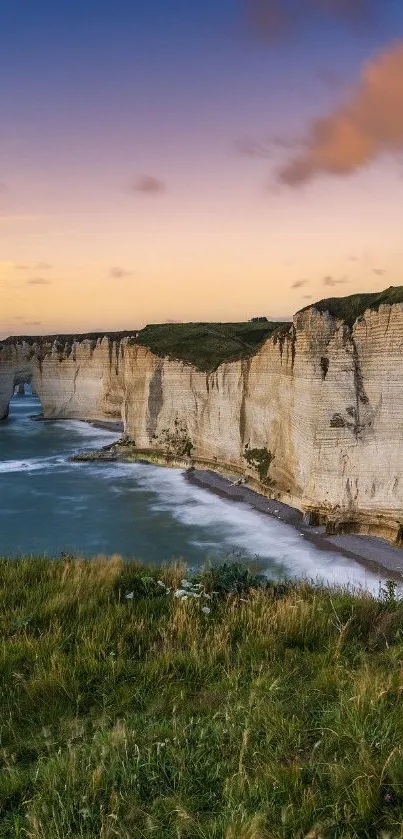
2;282;400;341
1;1;403;336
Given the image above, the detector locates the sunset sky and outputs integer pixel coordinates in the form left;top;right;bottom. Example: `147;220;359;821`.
1;0;403;337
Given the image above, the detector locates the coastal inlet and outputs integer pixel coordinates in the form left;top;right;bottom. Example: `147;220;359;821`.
0;389;391;592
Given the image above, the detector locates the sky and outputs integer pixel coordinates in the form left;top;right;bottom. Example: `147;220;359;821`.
1;0;403;336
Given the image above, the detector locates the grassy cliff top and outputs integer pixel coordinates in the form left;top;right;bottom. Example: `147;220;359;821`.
0;330;138;348
0;321;288;371
301;285;403;328
0;555;402;838
134;320;285;371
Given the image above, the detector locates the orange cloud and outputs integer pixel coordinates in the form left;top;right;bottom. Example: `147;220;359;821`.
278;41;403;186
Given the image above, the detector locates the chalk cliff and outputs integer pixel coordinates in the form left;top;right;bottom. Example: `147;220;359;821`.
2;296;403;543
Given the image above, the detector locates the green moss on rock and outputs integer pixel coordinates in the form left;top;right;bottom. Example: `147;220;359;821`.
243;446;273;482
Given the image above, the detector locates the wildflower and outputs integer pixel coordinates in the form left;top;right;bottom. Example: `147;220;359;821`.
174;589;188;597
157;580;166;587
201;606;211;615
125;591;134;600
180;579;192;589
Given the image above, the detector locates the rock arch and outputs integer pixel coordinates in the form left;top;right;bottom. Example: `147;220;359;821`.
0;336;127;424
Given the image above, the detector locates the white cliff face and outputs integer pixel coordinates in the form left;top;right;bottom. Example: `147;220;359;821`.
0;337;126;422
2;304;403;542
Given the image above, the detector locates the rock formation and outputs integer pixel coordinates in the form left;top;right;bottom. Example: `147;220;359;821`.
2;295;403;543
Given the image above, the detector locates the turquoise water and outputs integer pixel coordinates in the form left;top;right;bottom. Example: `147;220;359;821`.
0;392;381;589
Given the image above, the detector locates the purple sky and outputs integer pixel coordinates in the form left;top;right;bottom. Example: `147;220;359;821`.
1;0;403;335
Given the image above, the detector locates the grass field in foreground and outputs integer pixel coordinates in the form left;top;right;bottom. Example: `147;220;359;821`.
1;556;403;839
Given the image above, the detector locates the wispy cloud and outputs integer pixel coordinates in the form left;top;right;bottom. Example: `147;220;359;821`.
130;175;166;195
322;275;348;286
16;262;53;271
244;0;379;41
0;214;41;226
373;267;386;276
235;134;302;158
290;279;308;289
277;41;403;186
109;267;133;279
27;277;52;286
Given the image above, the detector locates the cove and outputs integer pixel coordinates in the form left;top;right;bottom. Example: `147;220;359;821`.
0;390;384;592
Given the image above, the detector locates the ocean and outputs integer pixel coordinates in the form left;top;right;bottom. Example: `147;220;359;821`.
0;390;382;591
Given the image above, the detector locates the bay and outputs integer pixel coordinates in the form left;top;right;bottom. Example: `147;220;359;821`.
0;391;381;591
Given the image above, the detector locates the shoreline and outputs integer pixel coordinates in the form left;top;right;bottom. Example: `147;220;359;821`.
26;406;400;581
185;468;403;582
70;424;403;581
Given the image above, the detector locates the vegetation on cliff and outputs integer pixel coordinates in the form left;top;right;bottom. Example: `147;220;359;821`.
134;321;288;372
0;321;288;372
1;555;403;838
243;446;273;483
302;285;403;328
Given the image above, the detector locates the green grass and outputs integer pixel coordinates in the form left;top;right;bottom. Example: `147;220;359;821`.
1;557;403;838
301;285;403;328
134;321;287;372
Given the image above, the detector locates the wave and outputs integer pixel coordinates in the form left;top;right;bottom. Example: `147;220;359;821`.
0;455;67;474
83;461;383;592
51;420;121;444
0;457;53;473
